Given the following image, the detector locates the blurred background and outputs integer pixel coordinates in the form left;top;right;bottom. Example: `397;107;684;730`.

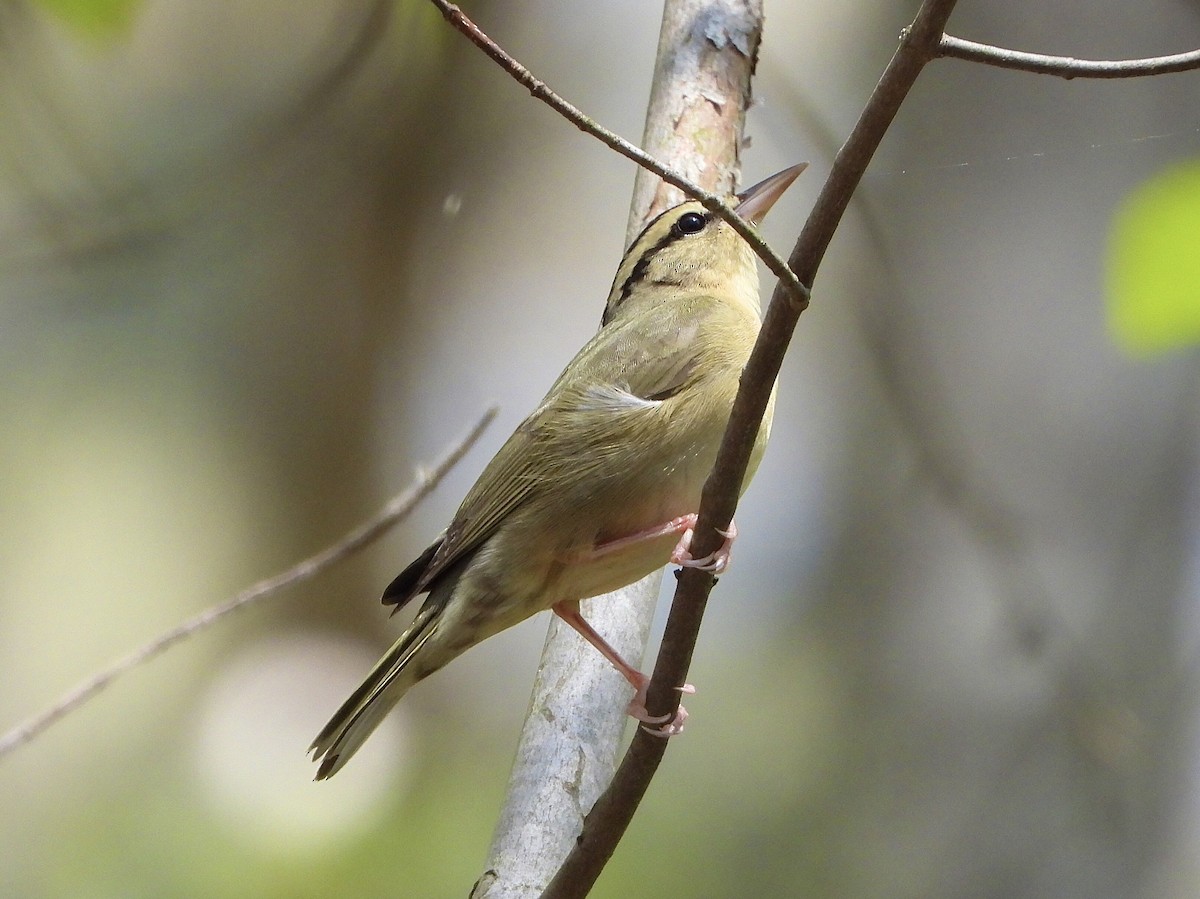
2;0;1199;895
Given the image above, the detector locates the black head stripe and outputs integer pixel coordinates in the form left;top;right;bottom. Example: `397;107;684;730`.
604;206;709;325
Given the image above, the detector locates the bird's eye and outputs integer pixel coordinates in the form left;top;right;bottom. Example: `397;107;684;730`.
675;211;708;235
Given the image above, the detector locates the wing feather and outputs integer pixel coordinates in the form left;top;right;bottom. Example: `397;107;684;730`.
409;296;730;589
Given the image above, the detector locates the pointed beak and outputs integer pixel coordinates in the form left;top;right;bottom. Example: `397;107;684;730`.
734;163;807;225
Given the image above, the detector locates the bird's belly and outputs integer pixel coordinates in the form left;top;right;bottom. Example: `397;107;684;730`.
559;458;709;600
560;529;684;601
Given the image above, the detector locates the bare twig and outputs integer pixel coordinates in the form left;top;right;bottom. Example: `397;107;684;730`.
939;34;1200;79
0;406;497;761
424;0;808;310
540;1;963;894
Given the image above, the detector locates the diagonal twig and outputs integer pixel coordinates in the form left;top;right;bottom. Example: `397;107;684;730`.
0;406;497;761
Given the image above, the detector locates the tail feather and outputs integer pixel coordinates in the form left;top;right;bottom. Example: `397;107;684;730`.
382;537;442;611
310;603;441;780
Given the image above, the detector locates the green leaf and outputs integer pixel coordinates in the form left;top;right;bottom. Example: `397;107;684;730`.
1107;159;1200;355
34;0;140;36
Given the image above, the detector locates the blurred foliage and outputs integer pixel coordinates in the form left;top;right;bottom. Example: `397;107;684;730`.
4;0;1200;896
38;733;506;897
1107;159;1200;355
32;0;141;35
22;646;839;898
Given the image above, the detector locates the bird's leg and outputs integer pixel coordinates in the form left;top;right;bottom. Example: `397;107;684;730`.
552;600;693;736
670;517;737;575
586;514;698;559
587;513;738;575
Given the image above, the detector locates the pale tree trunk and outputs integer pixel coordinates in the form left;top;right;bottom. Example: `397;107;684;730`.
471;2;764;896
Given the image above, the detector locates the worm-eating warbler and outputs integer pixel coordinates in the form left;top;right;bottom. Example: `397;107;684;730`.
311;164;803;779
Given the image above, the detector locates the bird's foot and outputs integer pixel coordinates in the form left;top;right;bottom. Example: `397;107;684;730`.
670;519;737;575
627;678;695;737
552;602;696;737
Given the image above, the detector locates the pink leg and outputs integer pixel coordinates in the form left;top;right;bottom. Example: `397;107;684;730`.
552;601;693;736
587;514;698;560
587;513;739;576
670;518;738;575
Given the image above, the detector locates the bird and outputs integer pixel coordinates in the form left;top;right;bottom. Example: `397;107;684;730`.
311;164;804;779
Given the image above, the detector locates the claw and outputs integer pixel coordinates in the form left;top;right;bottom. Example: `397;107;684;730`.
671;519;738;574
640;704;688;737
628;682;694;736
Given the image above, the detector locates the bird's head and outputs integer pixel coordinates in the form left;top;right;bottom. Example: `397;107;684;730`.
602;163;805;325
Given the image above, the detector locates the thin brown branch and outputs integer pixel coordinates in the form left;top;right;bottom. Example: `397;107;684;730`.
939;34;1200;79
424;0;808;310
540;1;963;894
0;406;498;761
